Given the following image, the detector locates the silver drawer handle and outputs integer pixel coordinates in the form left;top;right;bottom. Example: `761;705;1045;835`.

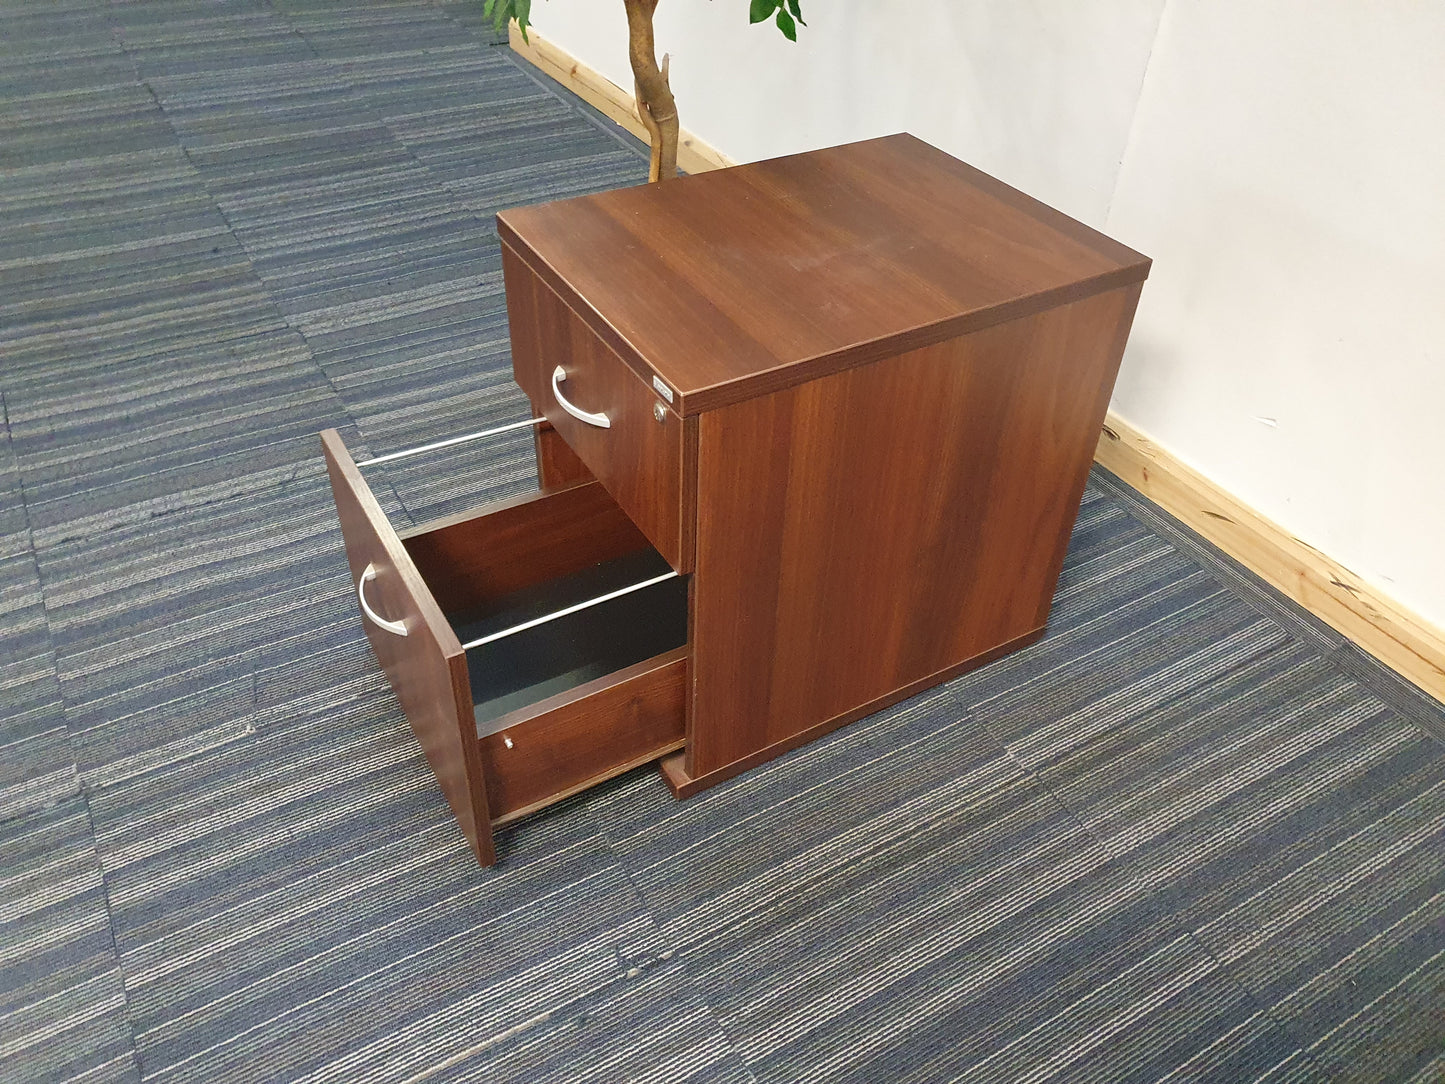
358;563;408;637
551;366;611;429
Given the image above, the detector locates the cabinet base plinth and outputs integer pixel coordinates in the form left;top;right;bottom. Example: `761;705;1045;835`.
660;625;1047;800
657;751;697;799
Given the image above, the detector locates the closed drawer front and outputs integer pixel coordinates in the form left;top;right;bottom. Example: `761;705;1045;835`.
322;429;688;867
479;649;687;822
502;241;692;572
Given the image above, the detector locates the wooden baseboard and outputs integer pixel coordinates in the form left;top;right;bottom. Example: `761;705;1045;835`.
509;25;1445;707
508;23;734;176
1096;415;1445;703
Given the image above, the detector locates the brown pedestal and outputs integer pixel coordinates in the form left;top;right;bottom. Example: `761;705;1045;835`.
325;134;1149;865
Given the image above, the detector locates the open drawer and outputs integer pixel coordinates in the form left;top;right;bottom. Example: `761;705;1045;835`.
321;428;689;866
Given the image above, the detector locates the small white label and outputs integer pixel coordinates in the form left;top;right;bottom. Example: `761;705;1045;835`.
652;375;675;404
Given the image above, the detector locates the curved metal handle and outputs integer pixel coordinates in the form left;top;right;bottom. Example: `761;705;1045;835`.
551;366;611;429
357;563;408;637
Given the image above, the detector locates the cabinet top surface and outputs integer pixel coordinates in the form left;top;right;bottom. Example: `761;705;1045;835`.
498;134;1150;415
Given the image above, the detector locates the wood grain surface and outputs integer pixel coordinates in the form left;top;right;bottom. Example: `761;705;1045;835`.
479;648;688;821
532;415;593;489
685;284;1143;778
402;480;652;618
503;241;693;572
660;626;1044;797
497;133;1151;415
321;429;496;866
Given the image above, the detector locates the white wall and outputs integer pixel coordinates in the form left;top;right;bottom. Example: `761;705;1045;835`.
1103;2;1445;630
528;0;1445;630
530;0;1166;224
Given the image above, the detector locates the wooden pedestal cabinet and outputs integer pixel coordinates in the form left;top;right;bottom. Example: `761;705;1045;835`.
323;134;1150;866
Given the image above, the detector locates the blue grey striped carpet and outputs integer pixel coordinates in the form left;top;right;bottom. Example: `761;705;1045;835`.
2;3;1442;1081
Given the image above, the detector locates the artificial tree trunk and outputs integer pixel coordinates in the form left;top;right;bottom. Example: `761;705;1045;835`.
624;0;679;182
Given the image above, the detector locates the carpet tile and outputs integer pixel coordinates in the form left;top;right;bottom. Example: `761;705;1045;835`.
0;800;138;1082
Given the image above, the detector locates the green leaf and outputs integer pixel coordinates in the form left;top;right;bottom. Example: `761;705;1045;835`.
483;0;496;18
749;0;780;25
515;0;531;40
775;8;797;40
786;0;805;25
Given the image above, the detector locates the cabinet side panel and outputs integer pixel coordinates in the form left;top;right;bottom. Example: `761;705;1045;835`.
688;286;1141;776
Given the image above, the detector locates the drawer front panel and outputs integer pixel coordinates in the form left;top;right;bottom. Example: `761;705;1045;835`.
479;648;687;821
320;429;496;866
503;242;691;572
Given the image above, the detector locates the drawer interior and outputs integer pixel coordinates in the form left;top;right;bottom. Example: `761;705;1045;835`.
451;548;688;730
398;480;690;730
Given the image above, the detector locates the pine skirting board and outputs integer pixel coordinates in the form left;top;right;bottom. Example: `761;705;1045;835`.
508;23;1445;706
509;23;734;175
1094;418;1445;702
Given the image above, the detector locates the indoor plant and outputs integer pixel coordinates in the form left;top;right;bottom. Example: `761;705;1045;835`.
482;0;805;181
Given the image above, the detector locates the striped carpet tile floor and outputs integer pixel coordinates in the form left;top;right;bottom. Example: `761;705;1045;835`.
0;545;77;821
1;2;1442;1081
1;801;136;1081
586;482;1445;1083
